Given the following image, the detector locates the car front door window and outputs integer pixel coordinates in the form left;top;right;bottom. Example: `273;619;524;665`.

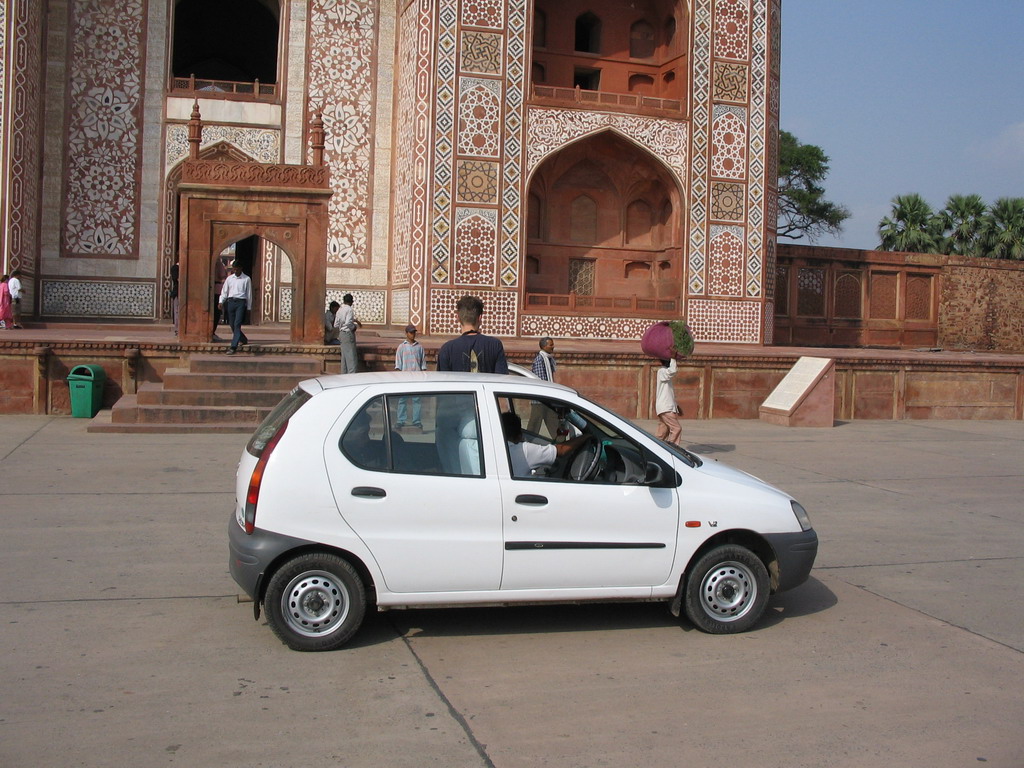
498;396;655;484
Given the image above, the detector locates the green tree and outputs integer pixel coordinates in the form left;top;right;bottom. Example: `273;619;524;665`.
938;194;986;256
877;193;943;253
776;130;850;242
979;197;1024;260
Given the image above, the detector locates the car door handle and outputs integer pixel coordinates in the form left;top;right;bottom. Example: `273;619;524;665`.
352;486;386;498
515;494;548;506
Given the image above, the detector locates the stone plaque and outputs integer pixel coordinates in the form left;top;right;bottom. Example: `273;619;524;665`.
760;357;835;428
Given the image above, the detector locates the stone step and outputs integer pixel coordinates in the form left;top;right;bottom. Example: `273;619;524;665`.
108;393;271;426
108;394;139;424
128;403;272;425
161;369;313;391
136;382;287;408
92;351;320;433
88;409;255;434
187;353;323;375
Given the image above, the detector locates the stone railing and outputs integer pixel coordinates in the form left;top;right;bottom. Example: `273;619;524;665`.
531;85;682;113
525;292;679;316
170;76;277;102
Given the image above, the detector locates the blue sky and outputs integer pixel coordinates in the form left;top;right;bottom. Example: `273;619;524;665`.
779;1;1024;249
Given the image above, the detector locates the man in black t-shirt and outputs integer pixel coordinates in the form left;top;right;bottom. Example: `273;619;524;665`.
437;294;508;374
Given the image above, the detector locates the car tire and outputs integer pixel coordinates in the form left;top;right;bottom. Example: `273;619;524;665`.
683;545;769;634
264;553;366;651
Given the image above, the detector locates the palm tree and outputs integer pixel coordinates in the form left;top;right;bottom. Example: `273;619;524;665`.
877;193;943;253
938;194;987;256
979;197;1024;260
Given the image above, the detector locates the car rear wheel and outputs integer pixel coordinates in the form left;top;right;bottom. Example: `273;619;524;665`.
264;553;366;651
683;545;769;634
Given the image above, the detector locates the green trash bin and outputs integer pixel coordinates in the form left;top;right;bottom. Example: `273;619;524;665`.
67;364;107;418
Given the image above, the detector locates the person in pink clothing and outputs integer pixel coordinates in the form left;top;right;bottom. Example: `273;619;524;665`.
8;269;24;328
0;275;14;329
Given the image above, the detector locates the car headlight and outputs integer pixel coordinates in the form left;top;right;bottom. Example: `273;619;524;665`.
791;500;812;532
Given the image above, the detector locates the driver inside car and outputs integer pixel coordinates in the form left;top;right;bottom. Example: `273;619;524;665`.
501;410;590;478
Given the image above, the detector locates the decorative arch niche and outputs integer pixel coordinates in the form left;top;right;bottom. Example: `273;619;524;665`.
525;130;683;312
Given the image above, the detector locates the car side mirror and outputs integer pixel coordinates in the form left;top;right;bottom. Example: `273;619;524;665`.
644;461;665;486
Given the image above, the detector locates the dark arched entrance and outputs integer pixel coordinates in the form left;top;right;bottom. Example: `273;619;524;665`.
214;234;290;328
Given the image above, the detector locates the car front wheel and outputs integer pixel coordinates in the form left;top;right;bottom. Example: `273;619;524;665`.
683;545;769;634
264;553;366;651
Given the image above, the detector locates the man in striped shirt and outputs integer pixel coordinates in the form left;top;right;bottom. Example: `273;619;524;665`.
531;337;556;381
528;336;560;439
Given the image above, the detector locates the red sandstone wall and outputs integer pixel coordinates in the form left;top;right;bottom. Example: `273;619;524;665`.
0;357;37;413
939;256;1024;353
778;244;1024;354
2;342;1021;420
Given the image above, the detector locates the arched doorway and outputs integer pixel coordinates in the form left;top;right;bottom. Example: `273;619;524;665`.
213;233;293;332
525;131;683;316
223;235;293;325
176;167;331;345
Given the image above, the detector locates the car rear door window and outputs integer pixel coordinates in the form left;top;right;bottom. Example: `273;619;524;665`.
340;392;483;477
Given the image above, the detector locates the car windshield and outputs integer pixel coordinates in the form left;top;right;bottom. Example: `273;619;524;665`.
573;393;702;469
633;425;702;468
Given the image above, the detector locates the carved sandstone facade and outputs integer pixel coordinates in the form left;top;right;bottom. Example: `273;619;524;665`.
1;0;780;343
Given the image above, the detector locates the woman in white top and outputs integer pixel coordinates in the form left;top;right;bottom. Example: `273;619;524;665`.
655;358;682;445
8;269;23;328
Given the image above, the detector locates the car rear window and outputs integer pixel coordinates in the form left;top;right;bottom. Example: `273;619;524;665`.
246;387;312;457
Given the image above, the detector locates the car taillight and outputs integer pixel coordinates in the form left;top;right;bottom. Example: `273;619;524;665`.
243;421;287;534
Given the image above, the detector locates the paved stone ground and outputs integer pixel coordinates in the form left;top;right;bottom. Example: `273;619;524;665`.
1;415;1022;767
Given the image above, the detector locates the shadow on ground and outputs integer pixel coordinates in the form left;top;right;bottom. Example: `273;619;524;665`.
322;576;837;649
758;576;837;629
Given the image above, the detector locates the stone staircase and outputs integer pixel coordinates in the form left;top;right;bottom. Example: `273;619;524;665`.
88;353;324;433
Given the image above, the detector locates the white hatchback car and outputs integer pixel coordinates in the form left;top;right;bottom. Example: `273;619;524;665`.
229;372;818;651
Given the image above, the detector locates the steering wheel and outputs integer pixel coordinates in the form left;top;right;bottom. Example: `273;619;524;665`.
565;435;601;481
